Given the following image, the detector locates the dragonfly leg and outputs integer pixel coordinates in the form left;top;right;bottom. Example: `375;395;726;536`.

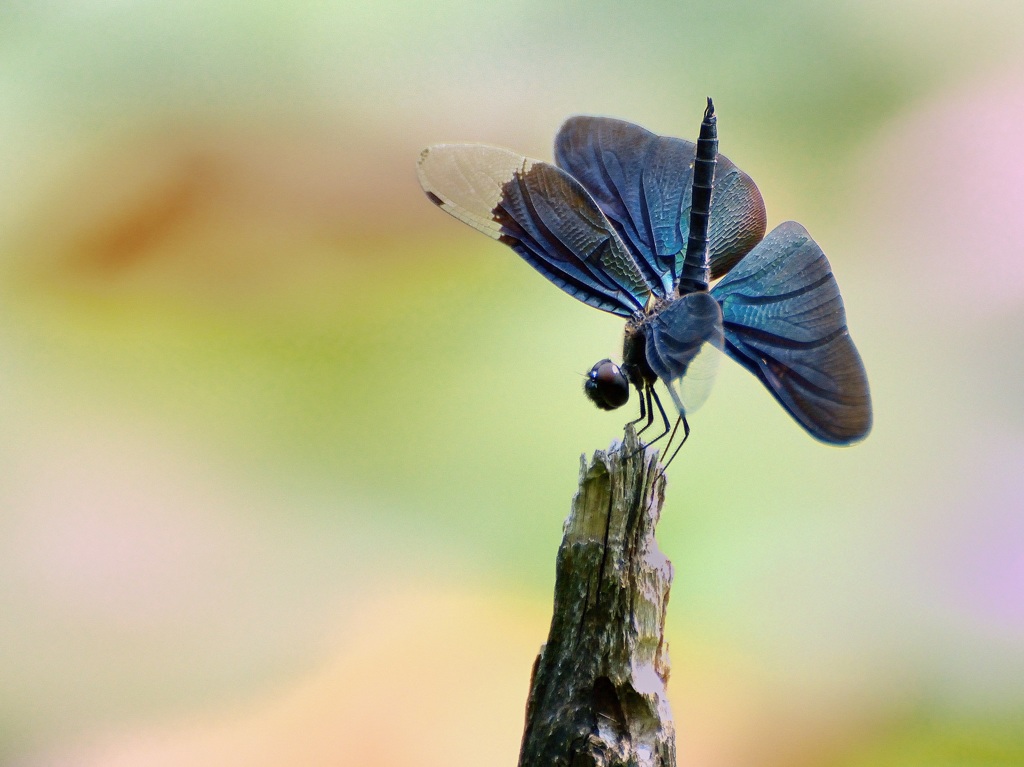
661;415;691;470
639;388;672;448
661;416;683;458
628;384;650;431
625;386;671;460
635;386;658;437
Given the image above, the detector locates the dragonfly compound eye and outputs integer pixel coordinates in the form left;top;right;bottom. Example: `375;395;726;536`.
584;359;630;411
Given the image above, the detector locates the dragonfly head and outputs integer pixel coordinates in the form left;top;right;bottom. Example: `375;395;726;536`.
584;359;630;411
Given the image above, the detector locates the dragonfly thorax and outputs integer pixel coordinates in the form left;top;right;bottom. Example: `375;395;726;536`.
620;292;726;410
621;319;658;391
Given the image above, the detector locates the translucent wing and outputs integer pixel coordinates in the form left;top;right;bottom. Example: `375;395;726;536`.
417;144;653;317
710;221;872;444
554;116;768;293
671;336;725;414
644;292;725;415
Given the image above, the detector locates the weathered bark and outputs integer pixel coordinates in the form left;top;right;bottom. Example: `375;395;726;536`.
518;426;675;767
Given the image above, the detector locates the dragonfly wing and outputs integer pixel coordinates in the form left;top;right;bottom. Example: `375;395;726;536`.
554;116;767;290
645;292;725;415
711;221;872;444
417;144;652;317
671;336;725;415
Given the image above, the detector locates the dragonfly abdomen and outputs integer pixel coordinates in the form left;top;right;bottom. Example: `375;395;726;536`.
677;98;718;295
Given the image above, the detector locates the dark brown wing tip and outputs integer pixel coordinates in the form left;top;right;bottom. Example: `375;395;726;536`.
827;414;873;445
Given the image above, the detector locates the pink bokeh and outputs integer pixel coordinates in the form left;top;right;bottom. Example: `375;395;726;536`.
936;433;1024;633
855;69;1024;316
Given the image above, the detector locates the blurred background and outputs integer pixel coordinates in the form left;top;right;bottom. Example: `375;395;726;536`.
1;1;1023;765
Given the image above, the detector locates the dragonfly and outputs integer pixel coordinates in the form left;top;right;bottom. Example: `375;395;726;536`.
416;99;871;457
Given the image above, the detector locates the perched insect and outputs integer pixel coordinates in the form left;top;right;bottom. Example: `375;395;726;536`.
417;100;871;453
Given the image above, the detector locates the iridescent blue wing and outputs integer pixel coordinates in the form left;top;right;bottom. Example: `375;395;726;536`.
554;116;767;294
710;222;872;444
417;144;653;317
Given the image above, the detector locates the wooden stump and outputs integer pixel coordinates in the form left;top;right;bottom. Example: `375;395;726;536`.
518;426;676;767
